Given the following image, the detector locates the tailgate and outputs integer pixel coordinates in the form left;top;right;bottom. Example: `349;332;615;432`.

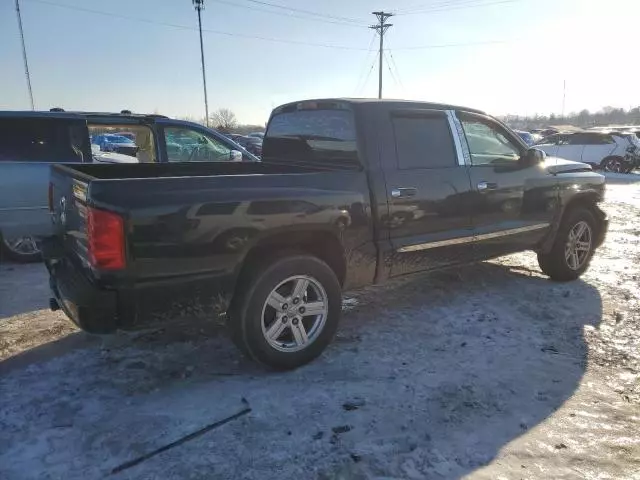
48;165;92;264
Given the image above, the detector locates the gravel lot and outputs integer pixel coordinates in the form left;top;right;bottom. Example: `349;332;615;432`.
1;173;639;480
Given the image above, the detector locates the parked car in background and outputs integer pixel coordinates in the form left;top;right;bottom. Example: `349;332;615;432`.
92;134;138;156
535;131;640;172
247;132;264;139
44;98;607;369
515;130;535;146
234;135;263;157
0;110;257;262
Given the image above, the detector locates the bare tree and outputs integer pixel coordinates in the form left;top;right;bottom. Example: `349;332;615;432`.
210;108;238;132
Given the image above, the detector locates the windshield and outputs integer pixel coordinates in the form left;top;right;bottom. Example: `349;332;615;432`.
264;108;360;169
108;136;134;144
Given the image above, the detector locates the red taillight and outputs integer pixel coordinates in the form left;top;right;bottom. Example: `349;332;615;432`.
86;207;125;270
48;182;54;212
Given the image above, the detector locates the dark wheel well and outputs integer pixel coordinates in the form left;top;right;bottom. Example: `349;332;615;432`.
234;230;346;293
560;194;606;243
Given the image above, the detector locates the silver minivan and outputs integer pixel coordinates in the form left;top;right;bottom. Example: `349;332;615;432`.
0;112;89;261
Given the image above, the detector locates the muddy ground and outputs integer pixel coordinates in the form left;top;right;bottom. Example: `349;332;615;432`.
1;174;639;479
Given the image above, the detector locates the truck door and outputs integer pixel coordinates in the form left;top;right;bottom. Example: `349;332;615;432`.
381;109;476;277
456;111;557;258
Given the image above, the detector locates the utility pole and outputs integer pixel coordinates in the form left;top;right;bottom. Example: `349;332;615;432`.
561;79;566;119
193;0;209;126
370;11;393;99
15;0;34;110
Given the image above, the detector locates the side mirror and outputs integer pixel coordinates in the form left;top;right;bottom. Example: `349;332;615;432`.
523;147;546;165
230;150;243;162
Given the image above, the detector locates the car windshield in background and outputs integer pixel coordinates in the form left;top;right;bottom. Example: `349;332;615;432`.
263;108;360;169
109;136;134;144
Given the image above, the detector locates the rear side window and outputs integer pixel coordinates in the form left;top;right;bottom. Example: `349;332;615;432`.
0;118;85;163
264;109;359;169
391;115;457;169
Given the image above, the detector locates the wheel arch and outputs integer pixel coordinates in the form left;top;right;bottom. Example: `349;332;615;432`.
539;191;606;254
233;229;347;295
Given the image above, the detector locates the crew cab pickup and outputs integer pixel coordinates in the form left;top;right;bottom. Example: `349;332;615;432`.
44;99;608;369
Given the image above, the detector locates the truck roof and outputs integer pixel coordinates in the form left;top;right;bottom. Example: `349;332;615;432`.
273;98;485;115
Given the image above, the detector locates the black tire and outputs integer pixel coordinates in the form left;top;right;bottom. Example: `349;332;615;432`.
0;235;42;263
228;255;342;370
601;156;624;173
537;208;597;282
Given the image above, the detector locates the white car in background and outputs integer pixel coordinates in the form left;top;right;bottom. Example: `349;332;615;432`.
535;131;640;173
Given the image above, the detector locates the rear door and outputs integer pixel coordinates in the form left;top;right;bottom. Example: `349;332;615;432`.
555;133;585;161
381;109;476;277
579;133;617;166
457;112;557;257
0;116;89;238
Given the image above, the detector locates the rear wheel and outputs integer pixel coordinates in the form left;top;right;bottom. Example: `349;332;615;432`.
602;156;625;173
537;208;597;281
228;255;342;370
1;235;41;263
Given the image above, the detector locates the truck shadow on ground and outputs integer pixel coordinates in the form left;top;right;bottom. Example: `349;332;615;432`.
0;259;602;479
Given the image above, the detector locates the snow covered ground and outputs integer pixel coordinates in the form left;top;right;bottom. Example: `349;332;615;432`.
1;173;639;480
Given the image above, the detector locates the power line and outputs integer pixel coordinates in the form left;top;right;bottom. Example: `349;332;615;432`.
211;0;367;27
396;0;486;14
396;0;522;15
387;49;405;92
383;51;400;90
393;39;509;50
353;32;379;95
356;58;378;96
22;0;369;50
238;0;365;25
20;0;516;52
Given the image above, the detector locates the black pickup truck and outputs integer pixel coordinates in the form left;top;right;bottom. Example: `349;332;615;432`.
44;99;608;369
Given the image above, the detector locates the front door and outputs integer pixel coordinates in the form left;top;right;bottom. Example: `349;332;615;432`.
456;112;558;258
382;109;476;277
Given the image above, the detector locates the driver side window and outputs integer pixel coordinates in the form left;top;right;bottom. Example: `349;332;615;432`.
460;118;521;166
164;127;232;162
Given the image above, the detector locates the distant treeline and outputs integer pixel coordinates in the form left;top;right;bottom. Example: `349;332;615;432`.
501;106;640;130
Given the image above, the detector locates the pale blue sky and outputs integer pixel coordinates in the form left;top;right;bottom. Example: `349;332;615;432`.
1;0;638;124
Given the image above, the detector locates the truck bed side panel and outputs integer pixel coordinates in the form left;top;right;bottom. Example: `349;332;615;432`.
89;171;376;289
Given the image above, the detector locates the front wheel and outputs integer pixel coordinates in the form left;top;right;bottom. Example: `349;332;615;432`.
602;156;625;173
1;235;42;263
537;208;597;281
228;255;342;370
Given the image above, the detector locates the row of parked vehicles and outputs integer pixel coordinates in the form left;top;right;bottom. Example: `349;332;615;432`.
1;100;608;369
515;127;640;173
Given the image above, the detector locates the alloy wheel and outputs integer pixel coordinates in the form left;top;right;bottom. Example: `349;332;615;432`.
261;275;328;352
564;221;592;270
3;236;40;257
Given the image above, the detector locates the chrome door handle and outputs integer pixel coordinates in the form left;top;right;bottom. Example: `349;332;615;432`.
391;187;417;198
477;181;497;191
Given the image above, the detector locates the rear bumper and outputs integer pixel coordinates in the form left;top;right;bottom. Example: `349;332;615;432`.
42;238;235;334
42;238;119;334
46;257;120;334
